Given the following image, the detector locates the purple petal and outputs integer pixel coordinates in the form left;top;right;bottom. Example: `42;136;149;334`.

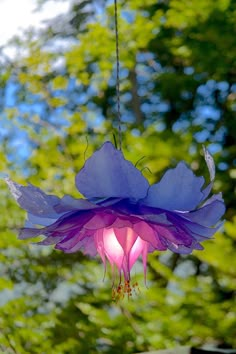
38;235;65;245
46;210;94;234
143;162;205;211
133;221;167;250
76;142;149;200
56;231;83;251
19;227;44;240
6;178;60;218
83;212;116;230
82;236;98;256
94;229;106;265
154;224;193;246
58;233;97;255
109;217;134;229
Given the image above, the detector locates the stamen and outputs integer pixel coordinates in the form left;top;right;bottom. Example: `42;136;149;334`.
112;280;140;301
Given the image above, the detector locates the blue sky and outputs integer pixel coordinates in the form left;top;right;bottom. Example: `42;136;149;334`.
0;0;69;53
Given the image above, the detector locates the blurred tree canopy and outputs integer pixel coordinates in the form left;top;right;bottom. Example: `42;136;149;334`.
0;0;235;353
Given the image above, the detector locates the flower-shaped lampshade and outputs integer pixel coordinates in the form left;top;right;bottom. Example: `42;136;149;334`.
6;142;225;299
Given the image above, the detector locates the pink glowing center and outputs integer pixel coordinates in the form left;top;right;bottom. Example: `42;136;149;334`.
94;227;148;299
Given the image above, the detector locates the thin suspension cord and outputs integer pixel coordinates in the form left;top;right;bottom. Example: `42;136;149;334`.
114;0;122;150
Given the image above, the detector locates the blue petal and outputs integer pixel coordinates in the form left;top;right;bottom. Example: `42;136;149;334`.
143;162;205;211
76;142;149;200
201;182;213;200
167;241;204;254
6;178;59;218
181;194;225;227
25;214;58;227
54;195;98;213
181;219;223;238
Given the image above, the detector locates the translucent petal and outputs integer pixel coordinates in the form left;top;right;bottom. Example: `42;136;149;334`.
133;221;167;250
103;228;124;269
143;162;205;211
6;178;59;217
76;142;149;200
54;195;98;213
182;197;225;227
203;146;215;181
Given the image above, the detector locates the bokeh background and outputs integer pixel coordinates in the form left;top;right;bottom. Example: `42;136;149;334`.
0;0;235;353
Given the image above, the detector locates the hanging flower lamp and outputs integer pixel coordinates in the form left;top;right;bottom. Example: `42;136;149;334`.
5;1;225;300
6;142;225;299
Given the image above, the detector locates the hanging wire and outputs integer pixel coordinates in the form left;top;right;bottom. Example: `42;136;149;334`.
114;0;122;150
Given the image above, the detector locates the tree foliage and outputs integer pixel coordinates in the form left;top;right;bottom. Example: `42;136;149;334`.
0;0;235;352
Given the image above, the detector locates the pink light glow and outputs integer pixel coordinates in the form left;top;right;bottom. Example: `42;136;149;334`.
95;227;148;299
